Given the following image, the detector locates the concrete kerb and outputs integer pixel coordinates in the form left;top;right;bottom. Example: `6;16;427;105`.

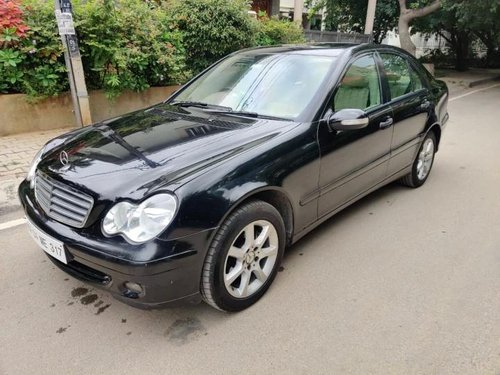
469;74;500;88
0;177;23;219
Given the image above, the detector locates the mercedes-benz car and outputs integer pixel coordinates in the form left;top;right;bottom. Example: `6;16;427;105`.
19;43;449;311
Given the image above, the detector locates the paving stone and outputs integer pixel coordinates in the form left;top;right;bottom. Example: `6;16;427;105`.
0;128;67;183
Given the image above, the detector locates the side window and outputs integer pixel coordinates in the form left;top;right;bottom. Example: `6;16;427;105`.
333;55;381;111
409;66;424;91
381;53;423;100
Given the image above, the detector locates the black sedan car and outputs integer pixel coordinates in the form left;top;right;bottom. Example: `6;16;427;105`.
19;43;448;311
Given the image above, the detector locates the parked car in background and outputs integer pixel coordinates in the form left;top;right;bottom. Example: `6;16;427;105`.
19;43;449;311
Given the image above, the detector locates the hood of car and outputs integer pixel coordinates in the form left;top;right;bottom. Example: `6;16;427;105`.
37;103;295;200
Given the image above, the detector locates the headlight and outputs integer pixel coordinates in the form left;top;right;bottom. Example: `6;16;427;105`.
102;193;177;243
27;147;46;188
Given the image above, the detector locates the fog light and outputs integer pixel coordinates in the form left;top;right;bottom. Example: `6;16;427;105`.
124;281;144;294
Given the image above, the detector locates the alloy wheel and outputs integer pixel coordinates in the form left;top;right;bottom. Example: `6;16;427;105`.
223;220;279;298
416;138;435;180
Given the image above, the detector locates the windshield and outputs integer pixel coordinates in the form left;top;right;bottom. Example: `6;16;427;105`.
173;52;336;119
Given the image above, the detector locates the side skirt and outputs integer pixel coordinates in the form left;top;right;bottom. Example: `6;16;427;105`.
291;165;412;245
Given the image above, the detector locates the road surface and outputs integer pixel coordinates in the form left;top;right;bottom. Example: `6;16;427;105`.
1;84;499;374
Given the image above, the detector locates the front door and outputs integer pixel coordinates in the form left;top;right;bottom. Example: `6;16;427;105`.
317;53;393;218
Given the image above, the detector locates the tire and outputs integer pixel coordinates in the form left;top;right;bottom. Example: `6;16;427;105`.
399;132;437;188
200;200;286;312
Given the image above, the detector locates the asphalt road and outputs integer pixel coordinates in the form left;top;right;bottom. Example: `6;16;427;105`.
1;84;499;375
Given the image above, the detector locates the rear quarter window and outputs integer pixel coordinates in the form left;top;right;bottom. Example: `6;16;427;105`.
380;53;424;100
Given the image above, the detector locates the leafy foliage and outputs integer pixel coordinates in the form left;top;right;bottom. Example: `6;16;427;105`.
413;0;500;69
254;14;305;46
0;0;66;97
74;0;189;98
1;0;306;98
1;0;189;98
308;0;399;43
445;0;500;65
0;0;29;43
166;0;257;74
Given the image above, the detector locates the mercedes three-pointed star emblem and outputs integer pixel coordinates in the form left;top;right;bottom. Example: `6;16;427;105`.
59;150;70;166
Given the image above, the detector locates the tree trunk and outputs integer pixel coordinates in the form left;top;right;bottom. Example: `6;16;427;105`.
397;0;441;56
455;32;469;71
398;16;416;56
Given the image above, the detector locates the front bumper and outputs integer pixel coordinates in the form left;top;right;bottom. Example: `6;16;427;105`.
19;179;216;309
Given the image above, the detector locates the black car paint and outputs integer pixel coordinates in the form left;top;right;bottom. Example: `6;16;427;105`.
19;43;449;308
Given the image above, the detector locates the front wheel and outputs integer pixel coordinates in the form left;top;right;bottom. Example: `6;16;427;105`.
200;200;286;312
399;132;437;188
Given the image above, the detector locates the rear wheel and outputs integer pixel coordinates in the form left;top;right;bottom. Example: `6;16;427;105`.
400;132;436;188
200;200;285;312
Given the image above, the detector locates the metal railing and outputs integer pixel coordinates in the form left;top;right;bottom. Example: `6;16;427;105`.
304;30;372;44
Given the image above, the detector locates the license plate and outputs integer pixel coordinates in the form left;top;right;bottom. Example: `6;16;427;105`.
27;219;67;264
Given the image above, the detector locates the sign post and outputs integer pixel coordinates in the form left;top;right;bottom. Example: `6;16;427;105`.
364;0;377;36
54;0;92;127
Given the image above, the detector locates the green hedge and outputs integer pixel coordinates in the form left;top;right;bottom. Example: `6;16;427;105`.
255;15;305;46
74;0;188;98
167;0;257;74
0;0;305;99
1;0;188;99
0;0;67;98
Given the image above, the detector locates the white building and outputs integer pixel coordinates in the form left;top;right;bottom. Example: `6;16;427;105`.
382;30;448;58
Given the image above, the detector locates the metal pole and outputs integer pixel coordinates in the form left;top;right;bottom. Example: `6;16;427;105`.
54;0;92;127
55;0;82;127
364;0;377;35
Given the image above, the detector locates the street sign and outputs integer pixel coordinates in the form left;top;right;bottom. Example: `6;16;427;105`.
59;0;72;13
55;10;75;35
66;35;80;58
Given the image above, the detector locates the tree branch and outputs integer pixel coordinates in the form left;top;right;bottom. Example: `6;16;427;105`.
408;0;441;20
398;0;407;12
437;30;452;45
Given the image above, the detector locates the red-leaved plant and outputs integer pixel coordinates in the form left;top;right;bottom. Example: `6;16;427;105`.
0;0;29;46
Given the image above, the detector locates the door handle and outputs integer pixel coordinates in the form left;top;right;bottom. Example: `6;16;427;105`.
420;100;431;110
379;117;393;129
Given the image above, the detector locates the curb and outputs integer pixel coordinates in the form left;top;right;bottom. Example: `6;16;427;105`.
0;178;22;218
469;75;500;88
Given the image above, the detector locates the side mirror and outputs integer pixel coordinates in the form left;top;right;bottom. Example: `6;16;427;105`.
327;109;369;131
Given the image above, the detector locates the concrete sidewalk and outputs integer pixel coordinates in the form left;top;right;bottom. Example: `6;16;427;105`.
0;128;69;181
0;128;69;218
437;68;500;96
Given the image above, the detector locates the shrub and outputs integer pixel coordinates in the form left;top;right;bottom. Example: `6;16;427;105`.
254;14;305;46
0;0;66;97
1;0;188;99
74;0;189;98
0;0;306;99
166;0;256;74
0;0;29;43
12;0;68;98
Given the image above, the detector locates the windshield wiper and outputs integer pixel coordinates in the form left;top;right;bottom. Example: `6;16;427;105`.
95;124;159;168
205;109;291;121
169;101;232;111
170;101;291;121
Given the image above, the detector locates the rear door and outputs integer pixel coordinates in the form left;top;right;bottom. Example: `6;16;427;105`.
379;52;431;176
317;53;393;218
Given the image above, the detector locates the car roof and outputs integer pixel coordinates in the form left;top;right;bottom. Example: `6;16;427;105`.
238;43;409;58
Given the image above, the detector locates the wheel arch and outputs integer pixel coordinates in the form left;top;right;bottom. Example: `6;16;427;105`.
426;122;442;152
213;187;295;247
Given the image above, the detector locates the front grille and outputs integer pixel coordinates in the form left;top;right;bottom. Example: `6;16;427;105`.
34;172;94;228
